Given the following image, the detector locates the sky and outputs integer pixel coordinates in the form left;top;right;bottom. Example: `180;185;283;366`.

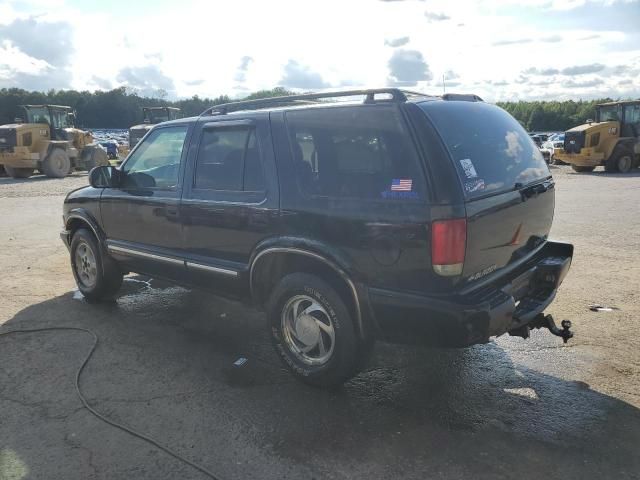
0;0;638;102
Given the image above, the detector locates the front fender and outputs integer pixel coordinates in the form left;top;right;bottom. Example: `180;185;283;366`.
63;208;107;253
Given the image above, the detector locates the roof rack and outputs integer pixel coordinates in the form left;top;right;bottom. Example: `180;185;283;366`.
200;88;430;116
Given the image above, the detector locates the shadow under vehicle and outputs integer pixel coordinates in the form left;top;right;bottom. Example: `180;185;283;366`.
0;105;109;179
1;283;639;479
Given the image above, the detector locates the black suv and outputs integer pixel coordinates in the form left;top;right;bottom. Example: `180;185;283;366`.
61;89;573;387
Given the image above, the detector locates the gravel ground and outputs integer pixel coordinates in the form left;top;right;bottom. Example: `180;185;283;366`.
0;166;639;480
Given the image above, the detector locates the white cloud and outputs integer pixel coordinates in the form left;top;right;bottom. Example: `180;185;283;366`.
0;0;637;101
0;41;51;78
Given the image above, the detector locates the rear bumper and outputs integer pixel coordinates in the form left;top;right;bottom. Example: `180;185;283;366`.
369;240;573;347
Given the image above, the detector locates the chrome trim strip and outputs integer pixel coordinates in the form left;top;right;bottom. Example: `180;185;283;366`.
107;245;185;266
186;261;238;277
249;247;363;332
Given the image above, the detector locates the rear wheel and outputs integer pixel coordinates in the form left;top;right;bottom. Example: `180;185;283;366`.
571;165;595;173
4;166;34;178
70;228;123;302
42;148;70;178
605;147;633;173
267;273;368;388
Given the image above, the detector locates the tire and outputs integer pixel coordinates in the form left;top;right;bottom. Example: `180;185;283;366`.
4;165;34;178
605;147;634;173
70;228;123;302
83;146;109;171
267;273;366;388
571;165;595;173
42;148;70;178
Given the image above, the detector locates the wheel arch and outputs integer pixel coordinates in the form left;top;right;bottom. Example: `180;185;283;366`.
65;210;107;253
249;245;371;340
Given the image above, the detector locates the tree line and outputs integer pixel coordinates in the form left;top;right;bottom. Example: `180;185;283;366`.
0;87;293;129
0;86;616;131
496;98;613;132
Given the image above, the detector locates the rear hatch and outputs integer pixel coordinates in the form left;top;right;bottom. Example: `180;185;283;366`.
419;101;554;286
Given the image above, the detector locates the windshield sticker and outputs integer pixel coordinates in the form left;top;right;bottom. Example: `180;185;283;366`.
459;158;478;178
391;178;413;191
464;178;485;193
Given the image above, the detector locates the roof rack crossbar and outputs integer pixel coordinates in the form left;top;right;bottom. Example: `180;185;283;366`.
200;88;428;116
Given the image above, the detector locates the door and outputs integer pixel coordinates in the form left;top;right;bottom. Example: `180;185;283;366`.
623;103;640;138
49;108;69;140
101;124;190;280
181;115;280;297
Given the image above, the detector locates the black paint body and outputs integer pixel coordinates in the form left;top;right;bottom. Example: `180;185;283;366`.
62;98;573;347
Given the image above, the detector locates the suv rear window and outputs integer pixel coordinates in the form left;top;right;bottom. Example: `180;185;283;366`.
285;105;425;200
419;102;549;198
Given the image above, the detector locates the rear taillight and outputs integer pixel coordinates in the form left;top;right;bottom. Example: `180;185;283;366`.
431;219;466;276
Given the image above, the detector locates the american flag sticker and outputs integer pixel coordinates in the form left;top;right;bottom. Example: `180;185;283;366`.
391;179;413;191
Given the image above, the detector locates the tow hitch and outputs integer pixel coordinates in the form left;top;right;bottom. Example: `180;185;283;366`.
510;314;574;343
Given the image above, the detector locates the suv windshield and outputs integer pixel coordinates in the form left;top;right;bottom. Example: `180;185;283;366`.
419;101;549;199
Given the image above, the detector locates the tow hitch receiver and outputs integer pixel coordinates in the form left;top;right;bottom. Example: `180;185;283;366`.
532;314;573;343
509;314;573;343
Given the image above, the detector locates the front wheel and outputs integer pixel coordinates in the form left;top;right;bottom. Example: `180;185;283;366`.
605;147;634;173
267;273;368;388
70;229;123;302
42;148;70;178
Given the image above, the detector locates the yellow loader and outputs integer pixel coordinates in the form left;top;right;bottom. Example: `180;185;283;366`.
0;105;108;178
554;100;640;173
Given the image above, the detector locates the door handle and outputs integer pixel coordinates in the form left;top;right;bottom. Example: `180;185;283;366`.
166;207;179;218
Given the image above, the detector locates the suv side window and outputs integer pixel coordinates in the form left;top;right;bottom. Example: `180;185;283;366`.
122;125;188;189
194;126;264;192
285;106;425;200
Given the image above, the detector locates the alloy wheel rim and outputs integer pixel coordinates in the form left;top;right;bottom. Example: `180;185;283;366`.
74;241;97;288
281;294;335;366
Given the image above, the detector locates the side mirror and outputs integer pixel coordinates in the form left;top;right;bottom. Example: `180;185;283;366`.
89;165;120;188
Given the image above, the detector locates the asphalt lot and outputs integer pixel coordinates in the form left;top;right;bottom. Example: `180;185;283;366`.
1;166;639;480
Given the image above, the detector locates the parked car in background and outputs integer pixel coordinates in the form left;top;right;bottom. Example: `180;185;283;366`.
61;89;574;387
541;134;566;164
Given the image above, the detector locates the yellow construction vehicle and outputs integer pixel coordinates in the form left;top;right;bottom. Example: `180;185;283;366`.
128;106;182;149
554;100;640;173
0;105;108;178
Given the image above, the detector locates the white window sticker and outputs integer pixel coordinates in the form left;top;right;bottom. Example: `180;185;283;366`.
459;158;478;178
